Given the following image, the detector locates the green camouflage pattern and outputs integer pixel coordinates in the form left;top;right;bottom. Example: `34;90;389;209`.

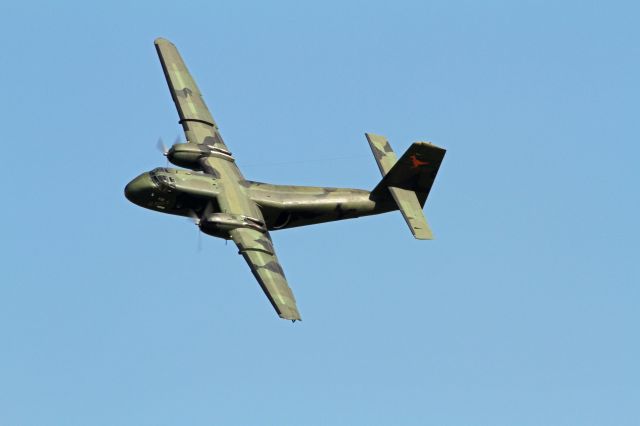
125;38;447;321
366;133;398;175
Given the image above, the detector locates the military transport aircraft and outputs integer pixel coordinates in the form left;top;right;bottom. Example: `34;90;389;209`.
125;38;446;322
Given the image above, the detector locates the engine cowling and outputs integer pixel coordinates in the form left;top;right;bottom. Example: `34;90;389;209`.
167;143;234;169
200;213;266;234
166;143;207;169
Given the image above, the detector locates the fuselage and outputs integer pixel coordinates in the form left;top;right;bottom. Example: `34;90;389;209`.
124;167;395;237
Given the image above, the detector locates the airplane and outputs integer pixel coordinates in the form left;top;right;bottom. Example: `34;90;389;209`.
125;38;446;322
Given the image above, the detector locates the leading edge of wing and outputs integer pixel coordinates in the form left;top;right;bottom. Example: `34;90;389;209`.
229;228;301;321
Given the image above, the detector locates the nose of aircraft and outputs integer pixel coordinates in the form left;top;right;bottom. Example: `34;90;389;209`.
124;173;153;205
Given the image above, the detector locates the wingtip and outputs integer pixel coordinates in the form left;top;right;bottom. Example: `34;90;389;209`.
414;235;434;240
279;313;302;322
154;37;173;46
413;229;434;240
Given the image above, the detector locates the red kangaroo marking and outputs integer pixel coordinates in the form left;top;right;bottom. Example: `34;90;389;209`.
409;155;430;168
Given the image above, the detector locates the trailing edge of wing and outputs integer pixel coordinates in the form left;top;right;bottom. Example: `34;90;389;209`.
229;228;301;321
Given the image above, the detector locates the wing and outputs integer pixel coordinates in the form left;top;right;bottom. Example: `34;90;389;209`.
154;38;229;152
229;227;301;321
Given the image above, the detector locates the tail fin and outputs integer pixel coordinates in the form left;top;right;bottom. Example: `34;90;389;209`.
366;133;446;240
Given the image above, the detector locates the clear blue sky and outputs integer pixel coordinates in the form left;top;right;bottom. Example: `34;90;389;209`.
1;1;638;425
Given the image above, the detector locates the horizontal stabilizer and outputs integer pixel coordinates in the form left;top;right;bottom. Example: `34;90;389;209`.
366;133;398;175
388;187;433;239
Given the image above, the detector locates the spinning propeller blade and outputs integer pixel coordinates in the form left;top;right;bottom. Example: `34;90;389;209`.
156;138;168;156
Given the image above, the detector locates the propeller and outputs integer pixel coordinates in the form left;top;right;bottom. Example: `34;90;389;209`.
156;135;181;164
186;209;201;226
185;202;215;252
186;209;202;252
156;138;168;156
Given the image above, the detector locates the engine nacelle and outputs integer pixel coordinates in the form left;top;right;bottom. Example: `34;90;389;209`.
166;143;207;169
200;213;266;237
167;143;234;170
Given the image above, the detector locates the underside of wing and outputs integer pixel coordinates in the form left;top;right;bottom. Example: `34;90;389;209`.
229;227;301;321
154;38;229;152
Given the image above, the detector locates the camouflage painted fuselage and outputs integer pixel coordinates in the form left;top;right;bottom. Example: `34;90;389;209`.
126;167;396;236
